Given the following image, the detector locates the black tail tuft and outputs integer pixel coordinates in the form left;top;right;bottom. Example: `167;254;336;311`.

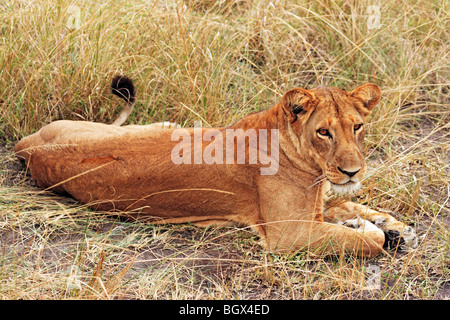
111;75;136;104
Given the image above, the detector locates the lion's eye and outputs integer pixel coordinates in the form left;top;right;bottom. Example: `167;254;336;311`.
317;128;330;137
354;124;363;131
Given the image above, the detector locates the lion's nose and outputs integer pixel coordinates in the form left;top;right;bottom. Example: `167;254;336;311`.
337;167;360;177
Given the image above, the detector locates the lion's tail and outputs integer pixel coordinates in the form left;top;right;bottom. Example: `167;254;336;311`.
111;75;136;126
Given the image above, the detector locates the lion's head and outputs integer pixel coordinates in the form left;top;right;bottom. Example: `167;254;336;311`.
281;83;381;194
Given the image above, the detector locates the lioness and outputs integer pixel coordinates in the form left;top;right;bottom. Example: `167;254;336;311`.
14;76;417;257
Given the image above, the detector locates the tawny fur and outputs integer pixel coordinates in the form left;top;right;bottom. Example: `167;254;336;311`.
14;79;417;257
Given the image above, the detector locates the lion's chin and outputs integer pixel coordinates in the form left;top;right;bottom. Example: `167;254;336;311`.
330;181;361;195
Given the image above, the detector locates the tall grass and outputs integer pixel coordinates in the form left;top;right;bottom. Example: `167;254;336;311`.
0;0;448;299
1;0;446;136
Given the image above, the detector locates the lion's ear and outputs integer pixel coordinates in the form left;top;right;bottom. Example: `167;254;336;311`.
281;88;316;123
350;83;381;114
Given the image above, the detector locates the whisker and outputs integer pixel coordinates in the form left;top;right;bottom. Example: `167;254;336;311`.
308;175;327;189
313;174;326;184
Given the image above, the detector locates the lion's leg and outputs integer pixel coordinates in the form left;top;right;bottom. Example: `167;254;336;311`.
257;182;386;257
324;201;418;249
261;219;385;257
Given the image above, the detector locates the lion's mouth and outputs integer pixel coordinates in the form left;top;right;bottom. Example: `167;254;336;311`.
330;180;361;195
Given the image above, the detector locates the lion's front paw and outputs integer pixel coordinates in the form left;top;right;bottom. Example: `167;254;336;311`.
383;225;418;250
367;214;418;251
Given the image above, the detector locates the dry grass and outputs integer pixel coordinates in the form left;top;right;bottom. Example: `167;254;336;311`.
0;0;449;299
